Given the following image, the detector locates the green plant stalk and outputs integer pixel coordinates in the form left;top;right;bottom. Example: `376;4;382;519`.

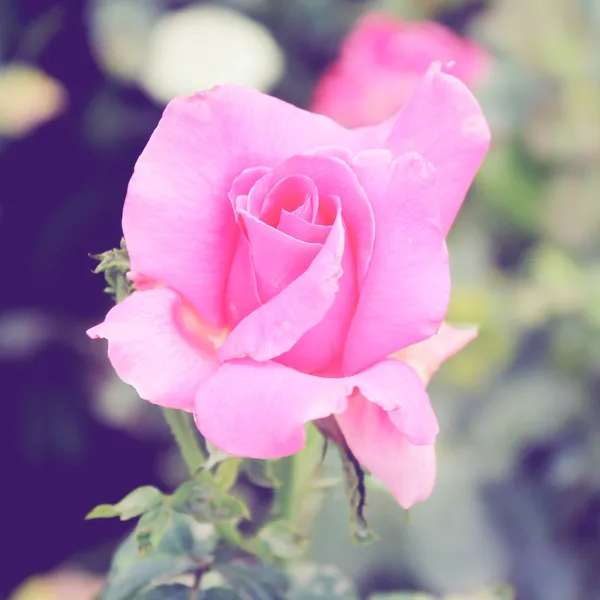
277;424;323;531
278;453;303;526
161;408;206;476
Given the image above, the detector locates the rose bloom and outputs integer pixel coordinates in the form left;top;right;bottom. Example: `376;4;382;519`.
312;13;488;128
88;63;489;508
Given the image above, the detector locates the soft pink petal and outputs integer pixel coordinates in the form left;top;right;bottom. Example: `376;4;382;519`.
239;210;321;302
256;175;318;225
219;210;345;363
123;86;371;328
87;288;218;410
394;322;478;385
340;14;487;87
229;166;270;213
194;359;351;458
194;355;436;464
343;150;450;375
275;225;357;373
277;210;330;244
312;14;488;129
224;236;261;327
385;63;491;235
245;153;375;285
352;359;438;446
336;394;436;508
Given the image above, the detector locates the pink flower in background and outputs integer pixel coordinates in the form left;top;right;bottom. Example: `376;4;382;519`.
312;13;488;128
88;63;489;508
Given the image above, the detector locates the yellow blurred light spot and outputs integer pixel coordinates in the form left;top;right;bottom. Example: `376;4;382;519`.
0;63;67;137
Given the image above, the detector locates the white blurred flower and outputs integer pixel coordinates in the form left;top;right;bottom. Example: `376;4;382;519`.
88;1;284;104
141;4;285;103
0;64;67;137
88;0;159;83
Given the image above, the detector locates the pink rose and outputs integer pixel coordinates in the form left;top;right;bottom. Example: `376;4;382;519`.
88;63;489;507
312;13;488;128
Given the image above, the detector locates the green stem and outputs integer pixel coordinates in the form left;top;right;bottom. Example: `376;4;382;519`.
278;453;303;525
161;408;257;554
277;424;324;530
161;408;205;476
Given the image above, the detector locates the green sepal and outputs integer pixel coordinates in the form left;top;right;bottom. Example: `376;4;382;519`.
338;443;377;544
91;238;132;303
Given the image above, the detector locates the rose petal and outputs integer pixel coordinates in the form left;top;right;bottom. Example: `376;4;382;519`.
123;85;370;328
87;288;218;410
312;14;488;129
245;153;375;285
254;175;318;225
394;322;478;385
224;235;261;327
343;151;450;375
352;358;438;446
194;359;351;458
194;353;435;460
276;224;357;373
239;209;321;302
385;63;490;235
277;210;330;244
229;166;270;214
219;209;345;363
336;394;436;508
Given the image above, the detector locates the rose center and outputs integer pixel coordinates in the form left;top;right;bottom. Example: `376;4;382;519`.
258;175;318;227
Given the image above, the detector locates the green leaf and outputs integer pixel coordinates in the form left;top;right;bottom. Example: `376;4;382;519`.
487;585;515;600
101;554;197;600
288;563;358;600
135;585;243;600
86;504;119;520
135;505;173;552
243;459;281;488
135;584;195;599
159;512;219;561
338;445;377;545
214;458;243;492
256;520;307;561
114;486;164;521
100;512;218;600
88;486;164;522
369;586;515;600
202;590;243;600
216;559;288;600
172;479;250;523
369;594;434;600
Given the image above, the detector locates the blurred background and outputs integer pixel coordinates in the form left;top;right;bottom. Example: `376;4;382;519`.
1;0;599;598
